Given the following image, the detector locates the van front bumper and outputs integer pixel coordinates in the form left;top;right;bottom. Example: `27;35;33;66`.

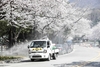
29;53;49;59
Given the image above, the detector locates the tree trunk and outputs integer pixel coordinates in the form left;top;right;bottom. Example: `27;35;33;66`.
8;27;14;48
14;28;21;42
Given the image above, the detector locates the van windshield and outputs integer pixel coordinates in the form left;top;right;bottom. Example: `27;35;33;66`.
30;41;46;48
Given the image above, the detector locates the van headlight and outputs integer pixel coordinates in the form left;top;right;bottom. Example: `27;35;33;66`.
43;50;47;53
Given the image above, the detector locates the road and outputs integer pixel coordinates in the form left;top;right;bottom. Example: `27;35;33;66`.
1;45;100;67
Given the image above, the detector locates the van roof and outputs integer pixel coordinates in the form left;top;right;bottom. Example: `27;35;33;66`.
32;39;49;41
32;38;50;41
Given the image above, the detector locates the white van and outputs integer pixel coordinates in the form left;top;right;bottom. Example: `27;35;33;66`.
28;38;59;61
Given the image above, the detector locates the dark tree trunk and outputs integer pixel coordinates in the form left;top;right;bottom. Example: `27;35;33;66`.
22;31;25;41
8;27;14;48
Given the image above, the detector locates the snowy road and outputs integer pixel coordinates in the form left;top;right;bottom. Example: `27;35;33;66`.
1;45;100;67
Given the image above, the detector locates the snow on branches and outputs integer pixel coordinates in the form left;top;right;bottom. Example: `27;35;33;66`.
2;0;91;38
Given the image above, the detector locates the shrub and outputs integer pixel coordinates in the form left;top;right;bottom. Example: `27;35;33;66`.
0;56;20;61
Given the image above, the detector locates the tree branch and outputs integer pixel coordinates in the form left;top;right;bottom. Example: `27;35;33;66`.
0;0;10;8
42;21;54;34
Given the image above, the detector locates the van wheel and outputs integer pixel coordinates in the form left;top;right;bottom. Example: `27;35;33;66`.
52;53;56;60
47;54;51;61
31;59;35;61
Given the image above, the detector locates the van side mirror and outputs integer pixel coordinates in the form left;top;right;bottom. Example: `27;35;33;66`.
47;41;50;48
47;45;50;48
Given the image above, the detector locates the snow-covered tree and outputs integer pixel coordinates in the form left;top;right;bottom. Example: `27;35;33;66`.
83;9;100;28
71;18;91;37
0;0;6;20
2;0;92;45
2;0;35;47
87;22;100;41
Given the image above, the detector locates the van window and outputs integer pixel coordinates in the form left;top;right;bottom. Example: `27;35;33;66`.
30;41;46;48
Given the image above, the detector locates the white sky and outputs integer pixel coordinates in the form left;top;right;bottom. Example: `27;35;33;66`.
69;0;100;8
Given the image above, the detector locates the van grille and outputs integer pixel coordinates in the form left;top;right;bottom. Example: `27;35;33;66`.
32;55;41;57
32;51;42;53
